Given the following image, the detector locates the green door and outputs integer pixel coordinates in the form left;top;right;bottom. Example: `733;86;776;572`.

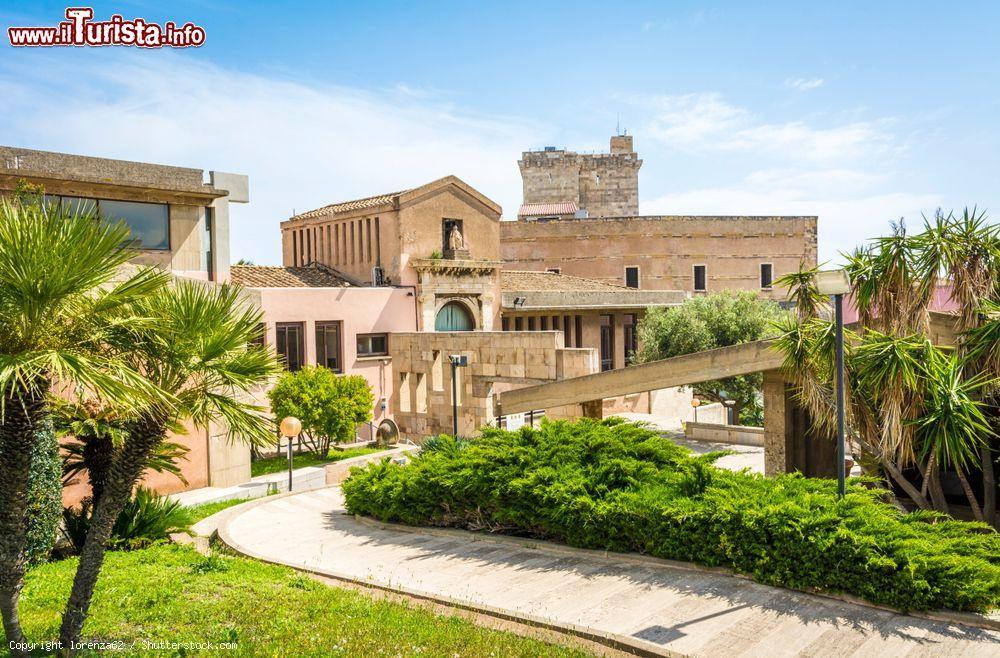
435;302;474;331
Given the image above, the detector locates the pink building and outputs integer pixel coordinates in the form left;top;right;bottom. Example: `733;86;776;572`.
232;264;417;436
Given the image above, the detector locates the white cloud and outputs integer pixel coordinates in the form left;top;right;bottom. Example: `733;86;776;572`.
628;92;891;163
0;52;539;265
785;77;825;91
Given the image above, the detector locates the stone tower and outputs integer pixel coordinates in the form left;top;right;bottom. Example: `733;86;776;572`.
518;135;642;218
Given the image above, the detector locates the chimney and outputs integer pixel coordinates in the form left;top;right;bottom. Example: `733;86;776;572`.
610;134;633;154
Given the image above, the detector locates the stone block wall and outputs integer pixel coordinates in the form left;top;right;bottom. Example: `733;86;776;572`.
390;331;598;441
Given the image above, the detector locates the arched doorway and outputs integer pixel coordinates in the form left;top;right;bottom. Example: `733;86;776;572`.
435;301;475;331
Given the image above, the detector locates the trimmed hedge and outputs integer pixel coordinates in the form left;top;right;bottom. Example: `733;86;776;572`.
343;418;1000;613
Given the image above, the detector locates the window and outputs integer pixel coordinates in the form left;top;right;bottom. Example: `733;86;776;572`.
624;314;638;365
249;323;265;348
540;316;549;331
575;315;583;348
546;267;561;274
357;332;388;357
625;266;639;289
693;265;707;292
564;315;572;344
316;321;343;372
46;196;170;250
600;315;614;371
514;317;524;331
291;231;298;266
200;207;214;280
527;317;536;331
502;317;510;331
275;323;304;372
760;263;774;290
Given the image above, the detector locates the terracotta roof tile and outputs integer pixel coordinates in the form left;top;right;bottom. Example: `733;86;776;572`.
290;190;409;221
518;202;579;217
230;264;358;288
501;270;630;292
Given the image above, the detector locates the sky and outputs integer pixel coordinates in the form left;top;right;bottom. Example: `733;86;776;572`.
1;1;998;266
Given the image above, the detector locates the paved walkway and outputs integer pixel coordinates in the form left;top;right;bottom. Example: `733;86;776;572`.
219;487;1000;657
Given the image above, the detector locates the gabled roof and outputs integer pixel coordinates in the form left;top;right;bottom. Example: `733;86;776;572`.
230;263;359;288
288;175;501;222
501;270;631;292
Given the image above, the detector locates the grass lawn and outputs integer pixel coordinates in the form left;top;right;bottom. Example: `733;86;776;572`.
250;446;382;477
9;544;593;657
185;497;254;523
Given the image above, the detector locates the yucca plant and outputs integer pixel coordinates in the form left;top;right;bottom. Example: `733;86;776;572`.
775;209;1000;524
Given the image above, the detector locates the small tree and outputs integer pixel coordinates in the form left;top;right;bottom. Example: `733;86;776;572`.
636;290;785;424
268;366;375;458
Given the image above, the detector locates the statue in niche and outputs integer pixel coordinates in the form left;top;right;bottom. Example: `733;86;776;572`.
447;222;465;251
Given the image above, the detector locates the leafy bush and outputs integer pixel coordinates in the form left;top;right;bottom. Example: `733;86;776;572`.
23;417;62;565
63;487;193;552
343;418;1000;612
268;366;374;458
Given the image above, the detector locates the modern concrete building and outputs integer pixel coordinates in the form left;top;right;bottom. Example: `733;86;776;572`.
0;146;247;283
503;136;818;299
0;146;251;502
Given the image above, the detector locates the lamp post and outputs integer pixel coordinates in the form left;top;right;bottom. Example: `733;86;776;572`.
691;397;700;423
814;269;852;497
279;416;302;493
448;355;468;437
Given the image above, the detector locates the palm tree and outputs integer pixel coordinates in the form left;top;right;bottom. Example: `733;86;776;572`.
0;197;166;648
58;280;280;648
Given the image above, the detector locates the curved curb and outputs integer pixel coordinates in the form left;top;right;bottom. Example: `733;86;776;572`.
216;490;679;657
216;485;1000;641
350;514;1000;633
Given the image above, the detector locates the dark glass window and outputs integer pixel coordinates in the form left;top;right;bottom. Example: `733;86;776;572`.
502;317;510;331
625;267;639;289
760;263;773;289
357;333;388;357
693;265;707;292
201;207;214;280
276;323;304;371
624;314;638;365
575;316;583;348
600;315;614;371
540;316;549;330
527;317;536;331
100;199;170;250
316;321;342;372
514;317;524;331
249;323;265;348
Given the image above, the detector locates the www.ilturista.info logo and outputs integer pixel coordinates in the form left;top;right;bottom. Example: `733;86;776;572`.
8;7;206;48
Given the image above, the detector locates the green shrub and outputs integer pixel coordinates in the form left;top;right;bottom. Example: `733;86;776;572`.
343;418;1000;612
63;487;193;552
24;417;63;565
268;366;374;458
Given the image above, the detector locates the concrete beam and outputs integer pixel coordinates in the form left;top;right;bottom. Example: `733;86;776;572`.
496;339;784;416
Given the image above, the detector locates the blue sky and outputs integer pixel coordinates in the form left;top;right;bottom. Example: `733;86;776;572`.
1;1;998;265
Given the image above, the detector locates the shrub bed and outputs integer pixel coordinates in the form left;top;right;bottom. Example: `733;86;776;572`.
343;418;1000;613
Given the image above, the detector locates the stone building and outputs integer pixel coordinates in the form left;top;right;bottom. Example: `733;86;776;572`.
0;146;251;500
504;136;818;298
519;135;641;219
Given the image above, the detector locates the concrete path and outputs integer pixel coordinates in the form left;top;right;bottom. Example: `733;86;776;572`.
219;487;1000;657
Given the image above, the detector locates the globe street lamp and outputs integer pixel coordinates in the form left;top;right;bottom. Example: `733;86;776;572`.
691;397;701;423
814;269;852;497
279;416;302;492
448;355;468;437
